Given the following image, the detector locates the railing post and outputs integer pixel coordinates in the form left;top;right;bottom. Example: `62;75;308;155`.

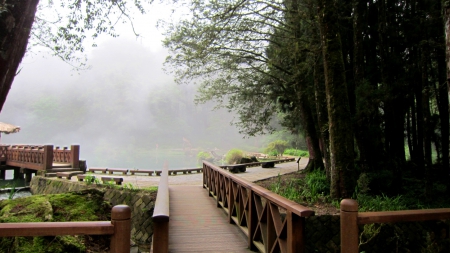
110;205;131;253
70;145;80;169
153;217;169;253
287;211;305;253
152;164;170;253
43;145;53;170
248;191;257;251
340;199;359;253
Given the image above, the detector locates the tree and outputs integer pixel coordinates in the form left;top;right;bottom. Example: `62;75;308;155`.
264;140;288;157
0;0;152;111
162;0;327;171
317;0;355;199
0;0;40;112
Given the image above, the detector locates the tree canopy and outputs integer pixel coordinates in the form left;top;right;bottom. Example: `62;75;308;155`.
163;0;450;199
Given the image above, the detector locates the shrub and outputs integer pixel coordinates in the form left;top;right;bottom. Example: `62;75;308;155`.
301;169;329;202
197;151;213;163
264;140;289;157
225;149;244;164
284;148;309;157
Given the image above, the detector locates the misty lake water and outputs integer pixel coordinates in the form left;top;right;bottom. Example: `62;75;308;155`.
86;148;223;171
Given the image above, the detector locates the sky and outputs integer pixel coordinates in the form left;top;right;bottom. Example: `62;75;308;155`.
0;2;264;169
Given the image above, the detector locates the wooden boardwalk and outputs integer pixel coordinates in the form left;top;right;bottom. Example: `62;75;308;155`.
168;186;252;252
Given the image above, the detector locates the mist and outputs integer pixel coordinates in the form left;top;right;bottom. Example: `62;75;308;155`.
0;38;263;169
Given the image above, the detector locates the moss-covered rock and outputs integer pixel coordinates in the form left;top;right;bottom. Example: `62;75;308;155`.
0;189;112;253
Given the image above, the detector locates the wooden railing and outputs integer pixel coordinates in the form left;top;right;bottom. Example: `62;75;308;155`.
0;145;7;161
53;145;80;168
0;205;131;253
203;161;314;253
1;144;79;171
340;199;450;253
152;166;169;253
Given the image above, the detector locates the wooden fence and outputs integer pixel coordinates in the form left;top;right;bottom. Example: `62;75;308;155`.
340;199;450;253
0;205;131;253
152;166;169;253
0;144;79;170
203;161;314;253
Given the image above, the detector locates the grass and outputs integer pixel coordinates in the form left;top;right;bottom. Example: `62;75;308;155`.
283;148;309;157
265;169;450;213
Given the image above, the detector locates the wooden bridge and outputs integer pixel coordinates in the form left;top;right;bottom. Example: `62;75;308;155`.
0;144;80;181
152;161;315;253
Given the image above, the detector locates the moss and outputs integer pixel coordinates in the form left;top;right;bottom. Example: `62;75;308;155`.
0;195;52;222
0;189;111;252
142;186;158;192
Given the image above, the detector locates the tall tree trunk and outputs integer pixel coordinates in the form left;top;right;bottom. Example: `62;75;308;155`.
439;0;450;176
298;90;325;171
288;0;325;172
318;0;355;199
314;59;331;177
421;44;432;195
0;0;40;111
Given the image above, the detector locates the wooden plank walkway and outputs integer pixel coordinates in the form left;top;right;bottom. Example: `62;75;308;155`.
168;186;252;253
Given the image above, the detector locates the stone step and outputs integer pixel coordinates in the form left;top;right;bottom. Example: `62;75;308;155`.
47;167;81;173
45;173;57;177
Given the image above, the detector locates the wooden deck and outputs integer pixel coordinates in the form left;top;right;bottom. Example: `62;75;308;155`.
169;186;252;252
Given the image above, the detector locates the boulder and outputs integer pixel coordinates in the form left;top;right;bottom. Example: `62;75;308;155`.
261;162;275;168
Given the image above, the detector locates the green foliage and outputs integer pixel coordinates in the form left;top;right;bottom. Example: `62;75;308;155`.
83;173;98;185
284;148;308;157
0;189;110;252
267;150;278;157
33;0;152;69
197;151;212;160
103;180;117;188
270;173;301;202
225;149;244;164
301;170;330;202
6;182;16;200
357;194;408;212
122;183;138;191
142;186;158;192
264;140;288;157
197;151;213;165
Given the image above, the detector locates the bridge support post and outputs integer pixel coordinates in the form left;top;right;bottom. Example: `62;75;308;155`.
70;145;80;169
43;145;53;171
13;168;22;180
24;170;33;183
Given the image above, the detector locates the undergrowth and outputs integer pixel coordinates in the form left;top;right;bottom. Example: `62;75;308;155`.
268;169;450;212
283;148;309;157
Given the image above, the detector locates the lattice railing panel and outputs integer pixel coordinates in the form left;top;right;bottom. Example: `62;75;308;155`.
202;161;314;253
53;147;72;163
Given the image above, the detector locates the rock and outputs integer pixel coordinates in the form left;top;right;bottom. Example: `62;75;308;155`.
262;162;275;168
240;157;253;164
228;165;246;173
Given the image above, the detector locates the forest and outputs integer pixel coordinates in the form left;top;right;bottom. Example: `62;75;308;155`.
0;0;448;200
161;0;450;199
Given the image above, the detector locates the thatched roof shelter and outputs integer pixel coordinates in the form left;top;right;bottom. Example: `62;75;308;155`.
0;122;20;134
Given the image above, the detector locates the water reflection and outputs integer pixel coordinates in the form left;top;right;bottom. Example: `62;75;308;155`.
0;187;31;200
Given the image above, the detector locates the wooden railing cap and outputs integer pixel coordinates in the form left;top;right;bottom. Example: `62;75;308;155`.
111;205;131;220
340;199;358;212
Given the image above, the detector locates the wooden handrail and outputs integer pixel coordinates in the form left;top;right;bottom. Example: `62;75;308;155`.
0;221;114;237
0;205;131;253
340;199;450;253
202;161;314;253
3;144;80;170
152;164;170;253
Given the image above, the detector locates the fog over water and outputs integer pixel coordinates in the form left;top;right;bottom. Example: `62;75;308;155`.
0;38;263;170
